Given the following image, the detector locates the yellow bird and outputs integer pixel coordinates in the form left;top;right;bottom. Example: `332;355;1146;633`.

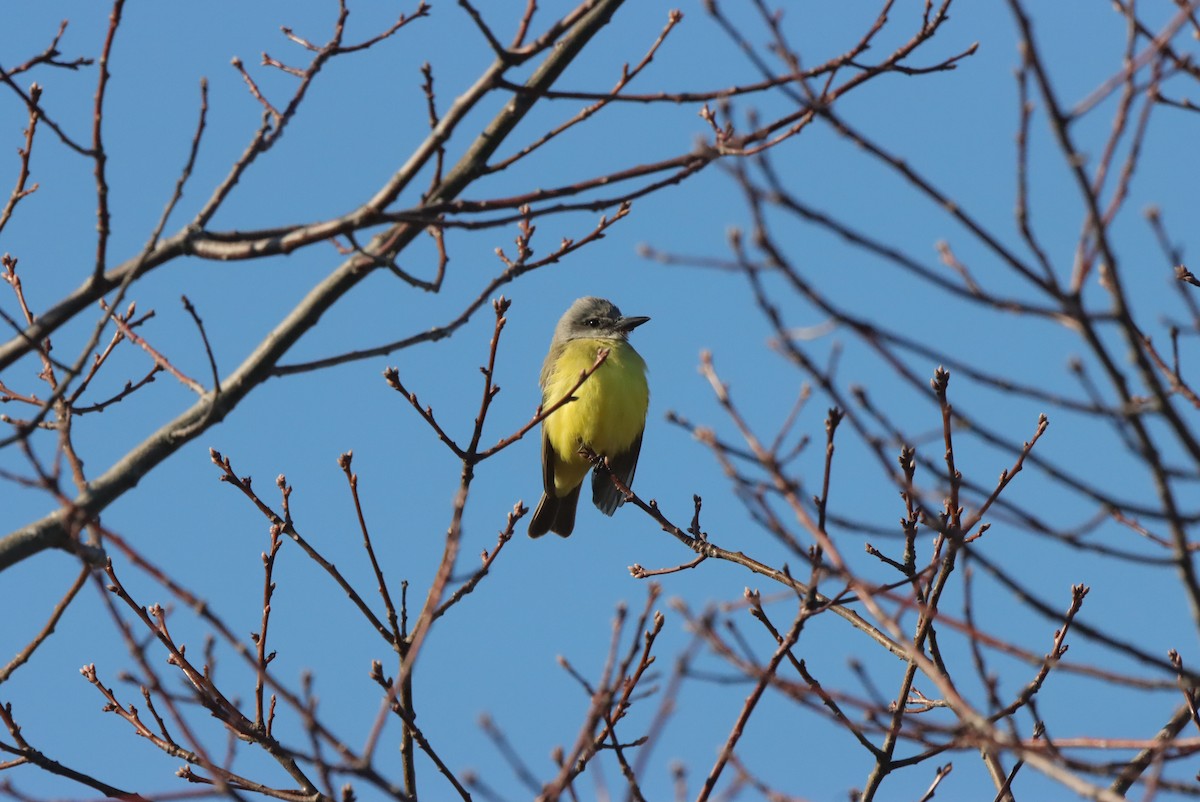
528;297;650;538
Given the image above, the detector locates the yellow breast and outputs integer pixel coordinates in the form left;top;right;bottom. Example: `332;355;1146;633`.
542;338;649;490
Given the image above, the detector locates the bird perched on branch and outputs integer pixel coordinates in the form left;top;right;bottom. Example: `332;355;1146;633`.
528;296;650;538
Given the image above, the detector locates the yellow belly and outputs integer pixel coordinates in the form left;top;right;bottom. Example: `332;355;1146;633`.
542;338;649;496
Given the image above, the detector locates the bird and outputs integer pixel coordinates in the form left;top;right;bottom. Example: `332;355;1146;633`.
528;296;650;538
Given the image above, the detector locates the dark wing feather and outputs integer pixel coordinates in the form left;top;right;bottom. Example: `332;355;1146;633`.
530;429;583;537
592;430;643;516
528;430;559;537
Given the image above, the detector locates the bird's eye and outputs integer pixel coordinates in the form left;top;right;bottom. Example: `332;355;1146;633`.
586;318;600;327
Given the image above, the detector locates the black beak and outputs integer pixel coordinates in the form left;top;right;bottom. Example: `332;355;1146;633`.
617;315;650;332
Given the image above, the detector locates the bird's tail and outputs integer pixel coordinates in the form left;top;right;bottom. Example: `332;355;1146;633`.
528;485;581;537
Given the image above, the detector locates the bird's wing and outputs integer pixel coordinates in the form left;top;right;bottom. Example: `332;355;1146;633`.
541;428;557;494
529;430;562;538
592;430;643;516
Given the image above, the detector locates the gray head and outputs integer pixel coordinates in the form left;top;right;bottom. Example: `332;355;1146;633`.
552;296;650;344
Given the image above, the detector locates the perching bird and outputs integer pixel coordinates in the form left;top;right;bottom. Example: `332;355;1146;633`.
528;297;650;538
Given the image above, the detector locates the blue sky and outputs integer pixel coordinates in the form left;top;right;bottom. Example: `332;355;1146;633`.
2;2;1199;800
